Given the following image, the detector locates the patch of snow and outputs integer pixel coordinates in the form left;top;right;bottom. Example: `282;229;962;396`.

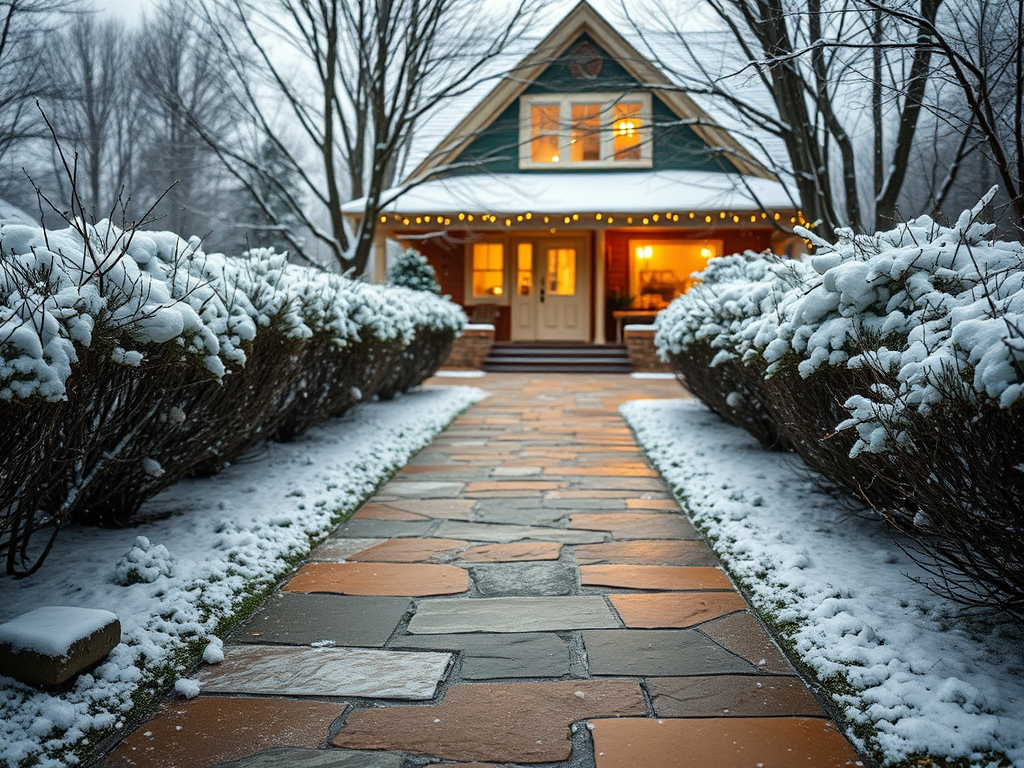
173;679;200;699
434;370;486;377
630;372;676;379
622;398;1024;767
201;637;223;665
0;385;483;768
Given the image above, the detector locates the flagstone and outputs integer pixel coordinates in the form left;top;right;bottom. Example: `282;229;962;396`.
583;629;755;676
588;717;862;768
580;565;733;591
353;504;429;521
545;490;668;500
309;538;386;562
568;513;699;540
102;697;344;768
625;499;680;511
211;748;404;768
469;562;577;596
574;540;718;566
610;593;749;628
464;481;564;492
408;596;619;634
566;477;667;491
377;481;465;498
230;594;410;647
471;501;567;526
347;538;469;563
198;645;451;700
433;521;607;544
332;680;646;762
284;562;469;597
393;632;570;678
378;498;476;520
542;467;658;477
458;541;562;562
334;520;434;539
648;676;825;718
697;612;795;675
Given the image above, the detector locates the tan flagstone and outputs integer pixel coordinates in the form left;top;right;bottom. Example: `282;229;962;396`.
459;541;563;562
332;680;646;762
101;697;344;768
589;717;863;768
610;593;749;628
574;540;717;566
580;565;733;591
283;562;469;596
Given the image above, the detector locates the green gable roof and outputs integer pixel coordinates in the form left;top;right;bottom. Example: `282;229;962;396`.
436;33;727;179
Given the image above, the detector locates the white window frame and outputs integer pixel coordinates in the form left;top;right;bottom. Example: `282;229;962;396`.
518;92;653;170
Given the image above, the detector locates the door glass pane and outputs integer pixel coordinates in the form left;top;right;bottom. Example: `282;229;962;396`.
612;103;643;161
546;248;576;296
472;243;504;297
570;103;601;161
531;104;561;163
517;243;533;296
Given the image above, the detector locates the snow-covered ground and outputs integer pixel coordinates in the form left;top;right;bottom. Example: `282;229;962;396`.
0;386;484;768
622;398;1024;768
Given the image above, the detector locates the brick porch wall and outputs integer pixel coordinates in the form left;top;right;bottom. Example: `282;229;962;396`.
443;324;495;369
624;326;672;372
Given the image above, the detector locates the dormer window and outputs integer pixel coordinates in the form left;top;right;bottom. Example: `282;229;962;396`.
520;93;652;169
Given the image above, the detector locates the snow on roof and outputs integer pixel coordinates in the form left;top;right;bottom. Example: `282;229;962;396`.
345;170;796;216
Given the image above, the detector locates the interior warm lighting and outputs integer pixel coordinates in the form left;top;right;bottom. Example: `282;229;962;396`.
551;155;560;162
616;119;636;137
701;247;714;259
630;239;722;309
493;286;503;295
635;245;654;260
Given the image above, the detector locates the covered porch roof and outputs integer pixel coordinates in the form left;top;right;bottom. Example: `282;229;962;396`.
343;170;799;221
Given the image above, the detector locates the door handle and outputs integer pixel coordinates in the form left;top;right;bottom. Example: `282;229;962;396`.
540;285;546;303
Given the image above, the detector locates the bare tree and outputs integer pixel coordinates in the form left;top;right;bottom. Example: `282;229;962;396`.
627;0;944;237
133;1;237;238
867;0;1024;238
42;15;140;218
0;0;82;196
193;0;536;274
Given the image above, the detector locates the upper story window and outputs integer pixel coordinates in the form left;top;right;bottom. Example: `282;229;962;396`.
520;93;652;169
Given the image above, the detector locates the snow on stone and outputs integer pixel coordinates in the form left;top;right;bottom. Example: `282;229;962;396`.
0;384;484;768
173;678;201;699
0;607;118;658
622;398;1024;766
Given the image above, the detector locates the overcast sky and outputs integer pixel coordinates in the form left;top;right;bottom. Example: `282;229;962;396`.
93;0;154;25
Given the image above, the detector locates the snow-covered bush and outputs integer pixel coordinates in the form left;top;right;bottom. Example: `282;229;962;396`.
0;220;464;575
654;252;810;449
656;192;1024;620
386;248;442;295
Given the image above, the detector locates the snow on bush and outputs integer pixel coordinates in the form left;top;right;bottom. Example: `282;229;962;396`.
654;193;1024;619
0;219;464;574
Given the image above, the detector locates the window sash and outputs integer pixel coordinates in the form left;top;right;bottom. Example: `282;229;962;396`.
521;93;652;169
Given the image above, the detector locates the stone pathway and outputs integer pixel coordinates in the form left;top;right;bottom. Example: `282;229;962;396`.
103;374;864;768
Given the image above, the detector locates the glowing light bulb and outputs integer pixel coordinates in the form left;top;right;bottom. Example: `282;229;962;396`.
551;154;560;162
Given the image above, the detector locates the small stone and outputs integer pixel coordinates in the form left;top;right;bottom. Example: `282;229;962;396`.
408;597;618;634
0;606;120;687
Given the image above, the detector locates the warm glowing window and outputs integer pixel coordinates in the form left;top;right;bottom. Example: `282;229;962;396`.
472;243;504;298
517;243;533;296
546;247;577;296
570;103;601;162
630;240;721;309
530;104;561;163
521;93;652;168
612;103;643;161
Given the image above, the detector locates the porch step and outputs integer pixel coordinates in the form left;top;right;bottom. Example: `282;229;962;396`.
483;343;633;373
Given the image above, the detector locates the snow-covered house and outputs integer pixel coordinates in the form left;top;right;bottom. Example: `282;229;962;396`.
344;1;800;347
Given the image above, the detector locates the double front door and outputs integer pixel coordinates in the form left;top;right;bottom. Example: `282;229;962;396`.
510;236;591;342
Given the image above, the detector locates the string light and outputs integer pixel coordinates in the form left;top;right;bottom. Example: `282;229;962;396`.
381;209;798;229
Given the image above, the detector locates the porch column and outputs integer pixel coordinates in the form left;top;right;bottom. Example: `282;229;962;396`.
594;227;607;344
372;226;388;284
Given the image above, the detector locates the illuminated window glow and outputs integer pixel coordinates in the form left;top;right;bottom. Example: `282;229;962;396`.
629;240;722;309
522;93;651;168
472;242;504;298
